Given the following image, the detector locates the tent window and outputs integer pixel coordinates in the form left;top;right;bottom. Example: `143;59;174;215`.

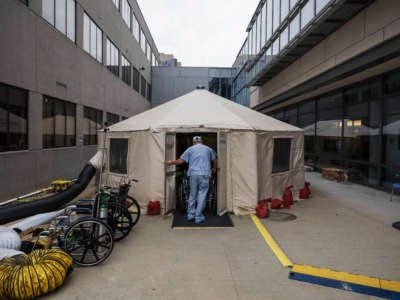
272;138;291;173
110;138;128;174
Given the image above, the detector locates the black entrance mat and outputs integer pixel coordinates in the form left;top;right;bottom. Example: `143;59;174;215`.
172;211;234;229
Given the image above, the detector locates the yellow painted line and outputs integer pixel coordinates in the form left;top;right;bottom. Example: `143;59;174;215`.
291;264;380;288
250;214;293;268
380;279;400;293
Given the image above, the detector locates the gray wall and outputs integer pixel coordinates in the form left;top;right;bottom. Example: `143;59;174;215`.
152;67;209;107
0;0;158;201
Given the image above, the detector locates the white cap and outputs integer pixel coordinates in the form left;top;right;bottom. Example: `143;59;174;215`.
193;136;202;143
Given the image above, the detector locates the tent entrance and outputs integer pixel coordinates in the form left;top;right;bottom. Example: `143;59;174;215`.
175;132;219;215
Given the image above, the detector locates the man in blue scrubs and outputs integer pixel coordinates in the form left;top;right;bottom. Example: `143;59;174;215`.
165;136;217;224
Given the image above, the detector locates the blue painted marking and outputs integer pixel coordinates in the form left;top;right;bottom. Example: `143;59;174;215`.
289;272;400;299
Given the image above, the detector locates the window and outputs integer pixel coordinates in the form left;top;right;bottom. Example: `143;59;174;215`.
301;0;314;29
132;66;140;92
280;26;289;50
281;0;290;20
146;42;151;61
84;107;103;145
272;138;291;173
273;0;280;32
110;138;128;174
266;0;272;41
132;13;140;42
316;0;330;14
83;13;102;62
106;39;119;76
140;30;146;53
152;53;156;67
261;3;266;48
42;0;75;42
112;0;119;10
147;83;151;102
43;96;76;148
140;75;146;98
289;13;300;40
0;83;28;152
256;12;261;54
121;0;131;29
121;55;131;85
107;112;119;125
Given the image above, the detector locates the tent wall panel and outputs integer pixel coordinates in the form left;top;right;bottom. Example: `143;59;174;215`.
257;132;273;200
231;132;258;215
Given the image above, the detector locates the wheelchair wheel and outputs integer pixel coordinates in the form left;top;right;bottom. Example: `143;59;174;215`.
125;195;141;227
63;217;114;267
107;202;133;241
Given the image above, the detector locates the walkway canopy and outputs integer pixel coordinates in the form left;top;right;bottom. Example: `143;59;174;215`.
100;89;304;215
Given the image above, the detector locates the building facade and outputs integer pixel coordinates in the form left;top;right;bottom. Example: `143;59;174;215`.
152;67;233;107
0;0;160;201
235;0;400;190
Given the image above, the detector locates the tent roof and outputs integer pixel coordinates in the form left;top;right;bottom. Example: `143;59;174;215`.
109;89;303;132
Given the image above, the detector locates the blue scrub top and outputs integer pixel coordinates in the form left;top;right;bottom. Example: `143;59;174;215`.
180;144;216;177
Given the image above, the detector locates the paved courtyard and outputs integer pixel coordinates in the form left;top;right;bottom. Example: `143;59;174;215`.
45;172;400;300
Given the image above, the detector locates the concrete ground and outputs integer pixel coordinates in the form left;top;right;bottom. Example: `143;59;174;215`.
45;172;400;300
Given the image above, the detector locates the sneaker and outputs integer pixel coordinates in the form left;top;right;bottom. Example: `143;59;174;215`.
195;216;205;224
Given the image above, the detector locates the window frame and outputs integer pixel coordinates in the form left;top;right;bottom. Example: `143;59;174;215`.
42;96;76;149
0;83;29;152
83;12;102;63
42;0;76;42
272;138;292;173
83;106;103;146
109;138;129;174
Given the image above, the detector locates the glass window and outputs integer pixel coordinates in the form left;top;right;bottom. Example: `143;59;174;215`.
106;38;119;76
42;96;76;148
266;0;272;41
147;83;152;102
43;0;55;25
146;42;151;61
298;100;316;163
132;13;140;42
272;138;291;173
83;13;102;62
316;93;343;168
152;53;156;67
280;26;289;49
140;30;146;53
273;0;280;32
316;0;330;14
110;139;128;174
107;112;119;125
209;77;220;95
90;20;96;58
301;0;314;29
132;66;140;92
290;0;299;9
43;0;75;42
84;107;103;145
256;12;261;54
272;38;279;55
0;83;28;152
66;0;75;41
384;70;400;95
55;0;66;34
289;13;300;40
121;0;131;29
281;0;290;20
261;3;266;48
112;0;119;10
140;75;146;98
343;86;380;163
121;55;131;86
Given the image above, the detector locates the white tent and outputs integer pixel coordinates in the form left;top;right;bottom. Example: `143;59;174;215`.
100;89;305;215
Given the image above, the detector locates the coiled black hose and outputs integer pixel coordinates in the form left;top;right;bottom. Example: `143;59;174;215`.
0;164;96;225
